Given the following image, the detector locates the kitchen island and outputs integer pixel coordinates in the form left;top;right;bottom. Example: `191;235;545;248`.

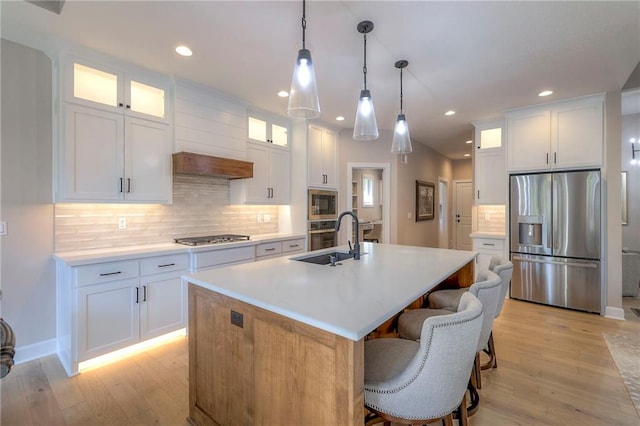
185;242;476;425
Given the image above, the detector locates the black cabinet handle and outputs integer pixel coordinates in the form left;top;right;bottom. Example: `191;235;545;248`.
265;248;276;252
289;244;299;248
158;263;175;268
120;178;123;193
99;271;122;277
143;285;147;302
477;190;480;199
126;104;131;109
554;152;557;164
546;153;549;164
482;243;495;246
118;102;124;108
127;178;131;193
135;287;139;304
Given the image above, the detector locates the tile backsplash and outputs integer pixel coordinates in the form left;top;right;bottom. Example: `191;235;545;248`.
55;175;279;252
476;205;506;233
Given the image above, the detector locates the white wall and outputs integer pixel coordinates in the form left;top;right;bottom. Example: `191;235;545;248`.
1;40;56;358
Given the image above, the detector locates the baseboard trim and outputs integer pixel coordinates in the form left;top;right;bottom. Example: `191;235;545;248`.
604;306;625;321
14;338;57;365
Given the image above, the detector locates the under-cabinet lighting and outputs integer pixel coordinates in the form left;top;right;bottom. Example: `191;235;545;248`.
78;328;186;372
538;90;553;97
175;45;193;57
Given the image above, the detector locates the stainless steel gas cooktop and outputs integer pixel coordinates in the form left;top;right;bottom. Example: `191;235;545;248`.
174;234;250;246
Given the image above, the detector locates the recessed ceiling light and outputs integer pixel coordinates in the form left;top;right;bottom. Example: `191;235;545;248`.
631;137;637;143
538;90;553;97
465;140;472;144
175;45;193;57
278;91;289;98
463;153;471;157
336;116;345;121
445;110;456;116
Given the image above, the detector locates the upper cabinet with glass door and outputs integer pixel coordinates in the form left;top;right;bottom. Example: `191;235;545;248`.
247;109;289;148
65;56;170;123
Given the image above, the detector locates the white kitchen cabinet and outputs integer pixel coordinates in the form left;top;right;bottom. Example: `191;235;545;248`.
308;125;337;188
248;110;289;147
59;55;172;203
61;104;171;202
506;94;603;172
473;121;506;205
231;141;290;204
65;55;170;123
192;246;256;272
472;236;506;274
255;237;305;261
57;253;188;376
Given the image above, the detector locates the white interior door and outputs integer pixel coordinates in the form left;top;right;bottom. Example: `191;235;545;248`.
438;179;449;248
454;181;473;250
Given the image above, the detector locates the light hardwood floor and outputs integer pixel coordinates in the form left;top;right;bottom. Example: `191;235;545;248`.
1;299;639;425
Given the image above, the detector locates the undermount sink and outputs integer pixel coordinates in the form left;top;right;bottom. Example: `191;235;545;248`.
293;251;355;265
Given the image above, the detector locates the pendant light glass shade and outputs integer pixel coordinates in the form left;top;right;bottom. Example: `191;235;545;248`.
391;113;412;154
287;0;320;119
353;21;378;140
353;89;379;140
391;59;412;154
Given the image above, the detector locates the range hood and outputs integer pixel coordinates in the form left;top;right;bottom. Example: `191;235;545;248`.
172;152;253;180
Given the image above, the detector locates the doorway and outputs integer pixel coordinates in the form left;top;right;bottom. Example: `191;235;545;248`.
453;180;473;250
346;163;391;246
438;178;449;248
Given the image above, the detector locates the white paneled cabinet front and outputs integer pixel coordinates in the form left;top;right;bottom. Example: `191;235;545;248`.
473;121;506;205
62;104;171;202
506;94;603;172
308;125;337;188
59;55;172;203
233;142;290;204
58;253;188;376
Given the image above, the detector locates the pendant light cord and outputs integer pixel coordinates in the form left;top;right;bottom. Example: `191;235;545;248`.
363;32;368;90
399;67;404;112
301;0;307;49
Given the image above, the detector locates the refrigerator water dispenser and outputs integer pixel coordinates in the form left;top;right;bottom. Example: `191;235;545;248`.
518;216;543;246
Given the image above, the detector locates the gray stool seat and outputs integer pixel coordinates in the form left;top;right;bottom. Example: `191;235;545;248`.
427;288;466;312
397;308;452;341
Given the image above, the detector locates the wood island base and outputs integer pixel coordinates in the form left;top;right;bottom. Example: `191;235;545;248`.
188;284;364;425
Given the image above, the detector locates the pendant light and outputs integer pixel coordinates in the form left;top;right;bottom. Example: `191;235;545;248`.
353;21;378;141
287;0;320;119
391;60;412;154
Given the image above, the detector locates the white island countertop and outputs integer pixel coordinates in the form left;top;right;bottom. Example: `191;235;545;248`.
185;243;476;341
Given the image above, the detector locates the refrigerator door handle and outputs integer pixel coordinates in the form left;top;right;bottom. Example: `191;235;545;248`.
512;256;598;269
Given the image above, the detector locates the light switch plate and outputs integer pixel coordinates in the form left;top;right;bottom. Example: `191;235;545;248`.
118;217;127;229
0;221;6;235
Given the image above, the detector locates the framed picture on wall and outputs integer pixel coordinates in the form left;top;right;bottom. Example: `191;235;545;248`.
416;180;435;221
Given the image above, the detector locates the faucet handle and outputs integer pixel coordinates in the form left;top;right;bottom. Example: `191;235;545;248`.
348;240;353;252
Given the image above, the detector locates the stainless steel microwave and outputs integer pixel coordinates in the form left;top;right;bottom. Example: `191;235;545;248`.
308;189;338;220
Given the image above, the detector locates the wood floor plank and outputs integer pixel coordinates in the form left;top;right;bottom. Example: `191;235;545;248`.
0;300;637;425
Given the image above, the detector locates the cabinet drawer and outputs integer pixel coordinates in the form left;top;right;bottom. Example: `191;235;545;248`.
472;238;505;251
75;260;139;286
193;246;255;271
282;238;305;253
256;242;282;258
140;253;189;276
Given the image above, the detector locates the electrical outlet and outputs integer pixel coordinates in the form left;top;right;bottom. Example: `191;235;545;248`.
257;214;263;223
118;217;127;229
263;214;271;223
408;212;413;219
0;221;6;236
485;213;491;220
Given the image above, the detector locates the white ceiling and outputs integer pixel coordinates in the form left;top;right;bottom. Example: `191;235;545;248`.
2;1;639;159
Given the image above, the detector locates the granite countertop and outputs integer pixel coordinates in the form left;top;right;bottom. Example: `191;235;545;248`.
185;243;476;341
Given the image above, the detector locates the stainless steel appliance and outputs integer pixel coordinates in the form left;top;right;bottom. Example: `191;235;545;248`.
308;189;338;221
308;220;337;251
174;234;250;246
509;170;601;313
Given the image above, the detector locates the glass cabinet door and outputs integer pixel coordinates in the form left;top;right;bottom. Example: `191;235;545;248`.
128;79;166;119
271;123;288;147
72;62;120;109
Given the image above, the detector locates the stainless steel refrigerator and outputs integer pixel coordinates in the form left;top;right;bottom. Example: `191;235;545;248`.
509;170;601;313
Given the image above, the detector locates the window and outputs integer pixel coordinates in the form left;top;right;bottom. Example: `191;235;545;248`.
362;174;374;207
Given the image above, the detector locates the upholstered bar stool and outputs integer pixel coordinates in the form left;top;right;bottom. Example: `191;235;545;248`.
397;270;502;415
428;257;513;369
364;292;484;426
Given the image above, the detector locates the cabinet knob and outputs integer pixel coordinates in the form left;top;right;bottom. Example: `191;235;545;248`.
118;102;124;108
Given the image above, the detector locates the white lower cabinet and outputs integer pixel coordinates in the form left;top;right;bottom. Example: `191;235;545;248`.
255;237;305;261
58;253;188;376
472;236;506;274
